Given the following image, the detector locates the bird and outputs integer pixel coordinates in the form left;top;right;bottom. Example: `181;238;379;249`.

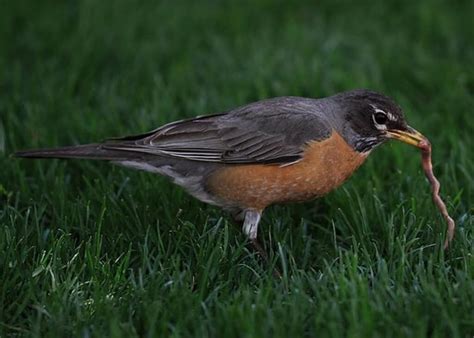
16;89;427;262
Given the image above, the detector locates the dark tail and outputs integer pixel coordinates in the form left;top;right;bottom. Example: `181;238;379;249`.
15;143;136;160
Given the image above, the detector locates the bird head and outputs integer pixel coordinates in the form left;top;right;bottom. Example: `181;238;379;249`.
333;89;427;152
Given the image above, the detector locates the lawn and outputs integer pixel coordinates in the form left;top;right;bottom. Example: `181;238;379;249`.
0;0;473;337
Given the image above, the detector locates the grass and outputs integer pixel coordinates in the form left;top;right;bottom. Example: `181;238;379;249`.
1;0;473;337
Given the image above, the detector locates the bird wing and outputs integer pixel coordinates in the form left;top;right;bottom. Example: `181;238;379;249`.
104;97;332;164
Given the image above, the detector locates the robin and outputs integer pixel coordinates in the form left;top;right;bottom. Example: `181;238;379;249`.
16;89;427;260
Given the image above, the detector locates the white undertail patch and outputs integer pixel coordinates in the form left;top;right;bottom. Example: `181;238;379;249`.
115;160;220;206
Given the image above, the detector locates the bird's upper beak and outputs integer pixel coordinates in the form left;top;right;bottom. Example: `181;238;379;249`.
386;126;427;148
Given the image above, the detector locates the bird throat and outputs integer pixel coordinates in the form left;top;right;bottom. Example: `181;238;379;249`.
353;136;384;153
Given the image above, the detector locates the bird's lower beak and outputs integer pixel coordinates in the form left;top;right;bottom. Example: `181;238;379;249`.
386;126;427;148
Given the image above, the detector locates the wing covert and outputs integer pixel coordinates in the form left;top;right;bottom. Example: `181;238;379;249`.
104;97;332;164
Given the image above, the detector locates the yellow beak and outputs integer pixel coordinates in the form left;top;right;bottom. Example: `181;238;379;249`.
386;126;427;148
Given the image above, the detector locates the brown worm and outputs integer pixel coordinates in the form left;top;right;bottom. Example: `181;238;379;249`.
419;139;455;249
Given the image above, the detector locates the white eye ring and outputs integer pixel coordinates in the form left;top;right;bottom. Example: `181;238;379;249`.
372;109;388;130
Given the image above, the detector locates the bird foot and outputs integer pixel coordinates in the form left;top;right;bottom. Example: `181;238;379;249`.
250;239;282;278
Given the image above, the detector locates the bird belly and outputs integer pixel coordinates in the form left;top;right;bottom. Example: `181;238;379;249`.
206;132;368;210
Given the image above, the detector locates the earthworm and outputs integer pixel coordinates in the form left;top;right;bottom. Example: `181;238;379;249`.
419;139;455;249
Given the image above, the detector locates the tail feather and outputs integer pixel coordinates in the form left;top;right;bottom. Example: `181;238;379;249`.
15;143;137;160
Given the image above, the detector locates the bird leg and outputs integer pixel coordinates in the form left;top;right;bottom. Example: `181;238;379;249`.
242;209;260;241
242;210;281;278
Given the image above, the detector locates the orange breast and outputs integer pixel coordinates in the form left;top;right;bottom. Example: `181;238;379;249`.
206;132;368;210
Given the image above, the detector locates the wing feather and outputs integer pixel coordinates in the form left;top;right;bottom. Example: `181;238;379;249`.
104;97;332;164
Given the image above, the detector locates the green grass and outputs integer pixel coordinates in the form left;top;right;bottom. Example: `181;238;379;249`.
1;0;473;337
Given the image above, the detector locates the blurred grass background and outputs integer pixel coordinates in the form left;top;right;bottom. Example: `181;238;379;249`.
0;0;473;337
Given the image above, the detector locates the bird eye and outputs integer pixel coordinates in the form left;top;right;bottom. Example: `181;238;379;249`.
373;112;388;125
